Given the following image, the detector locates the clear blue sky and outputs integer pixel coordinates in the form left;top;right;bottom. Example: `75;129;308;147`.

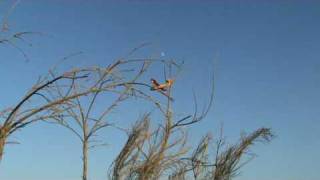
0;1;319;180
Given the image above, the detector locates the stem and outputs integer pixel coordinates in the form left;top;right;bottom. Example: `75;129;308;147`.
0;127;9;162
82;139;88;180
82;111;89;180
0;137;6;162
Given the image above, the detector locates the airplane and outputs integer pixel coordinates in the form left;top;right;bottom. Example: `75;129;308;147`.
150;78;174;91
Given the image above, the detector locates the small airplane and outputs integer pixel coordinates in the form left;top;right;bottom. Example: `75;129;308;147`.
150;78;174;91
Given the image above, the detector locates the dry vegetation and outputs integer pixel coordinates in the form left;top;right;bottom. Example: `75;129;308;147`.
106;62;273;180
0;3;273;180
0;57;273;180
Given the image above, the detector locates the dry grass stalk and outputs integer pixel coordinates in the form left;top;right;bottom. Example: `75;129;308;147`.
0;1;42;62
109;62;214;180
109;63;273;180
45;59;182;180
211;128;273;180
0;65;114;162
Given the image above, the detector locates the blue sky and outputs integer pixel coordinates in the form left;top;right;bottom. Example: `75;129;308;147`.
0;1;320;180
